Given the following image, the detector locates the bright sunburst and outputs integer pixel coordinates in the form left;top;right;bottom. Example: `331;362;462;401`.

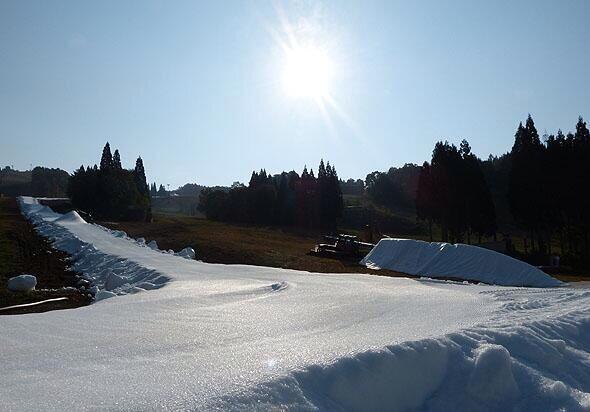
282;45;334;99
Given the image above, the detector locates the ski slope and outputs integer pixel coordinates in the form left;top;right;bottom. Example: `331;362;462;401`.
1;197;590;411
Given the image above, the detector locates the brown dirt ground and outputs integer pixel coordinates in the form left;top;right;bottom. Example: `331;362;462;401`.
0;197;91;314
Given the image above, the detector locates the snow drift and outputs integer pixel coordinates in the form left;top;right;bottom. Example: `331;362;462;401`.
361;238;562;287
2;197;589;411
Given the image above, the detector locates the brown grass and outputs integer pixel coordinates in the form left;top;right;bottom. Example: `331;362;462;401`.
103;215;406;276
105;214;585;285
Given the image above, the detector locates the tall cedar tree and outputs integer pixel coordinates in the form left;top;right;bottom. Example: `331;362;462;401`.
68;143;151;221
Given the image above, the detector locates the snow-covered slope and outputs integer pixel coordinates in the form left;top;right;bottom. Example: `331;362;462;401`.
361;237;561;287
1;197;589;411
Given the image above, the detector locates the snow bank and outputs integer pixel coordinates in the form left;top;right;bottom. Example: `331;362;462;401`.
17;197;170;298
7;274;37;292
361;238;562;287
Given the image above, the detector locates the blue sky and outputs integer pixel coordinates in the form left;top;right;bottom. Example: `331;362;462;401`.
1;0;588;187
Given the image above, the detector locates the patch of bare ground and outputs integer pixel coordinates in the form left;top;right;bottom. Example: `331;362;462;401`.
0;197;91;315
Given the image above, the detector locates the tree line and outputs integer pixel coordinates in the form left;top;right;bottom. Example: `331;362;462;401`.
199;160;343;229
0;166;69;197
508;115;590;264
412;114;590;265
68;143;151;221
416;140;496;243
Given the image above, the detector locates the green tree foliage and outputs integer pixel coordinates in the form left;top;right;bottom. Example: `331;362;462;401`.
30;167;70;197
0;167;70;197
100;142;113;171
416;162;434;240
416;140;496;243
508;115;546;250
113;150;122;170
199;160;343;229
509;115;590;263
68;143;151;221
365;164;421;211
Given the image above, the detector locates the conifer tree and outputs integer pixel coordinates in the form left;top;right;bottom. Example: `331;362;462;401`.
133;157;149;195
416;161;434;241
100;142;113;170
113;150;122;169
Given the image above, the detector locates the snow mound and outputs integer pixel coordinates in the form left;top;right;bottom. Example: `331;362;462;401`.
361;238;562;287
7;274;37;292
111;230;127;238
175;247;196;260
468;344;519;402
54;211;86;224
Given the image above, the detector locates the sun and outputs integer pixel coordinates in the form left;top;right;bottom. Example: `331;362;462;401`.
282;46;334;99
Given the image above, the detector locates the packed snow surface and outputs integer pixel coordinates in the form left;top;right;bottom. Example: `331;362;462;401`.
361;237;562;287
6;274;37;292
1;197;589;411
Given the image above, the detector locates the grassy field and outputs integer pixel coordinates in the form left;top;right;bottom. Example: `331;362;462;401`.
104;214;406;275
0;197;90;314
104;213;590;283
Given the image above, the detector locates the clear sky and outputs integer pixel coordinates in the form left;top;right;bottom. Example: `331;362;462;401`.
1;1;589;188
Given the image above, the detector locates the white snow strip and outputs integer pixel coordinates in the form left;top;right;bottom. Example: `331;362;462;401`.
361;237;562;287
1;197;588;411
0;297;68;312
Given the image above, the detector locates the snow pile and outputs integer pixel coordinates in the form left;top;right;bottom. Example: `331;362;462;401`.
361;238;562;287
54;210;86;224
175;246;196;260
7;274;37;292
3;197;589;411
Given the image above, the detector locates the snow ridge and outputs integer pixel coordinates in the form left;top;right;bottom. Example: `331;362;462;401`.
18;197;171;297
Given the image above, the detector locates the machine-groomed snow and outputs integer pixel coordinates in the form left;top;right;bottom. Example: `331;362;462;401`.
1;197;589;411
361;237;561;287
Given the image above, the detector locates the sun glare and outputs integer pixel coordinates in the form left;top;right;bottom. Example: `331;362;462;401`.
282;46;334;99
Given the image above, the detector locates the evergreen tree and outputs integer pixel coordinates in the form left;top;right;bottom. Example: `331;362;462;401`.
133;157;148;195
416;162;434;241
113;150;122;169
70;145;151;221
100;142;113;170
508;115;546;253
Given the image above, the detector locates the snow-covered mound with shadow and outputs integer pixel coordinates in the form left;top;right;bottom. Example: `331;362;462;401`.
361;237;562;287
1;197;589;411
